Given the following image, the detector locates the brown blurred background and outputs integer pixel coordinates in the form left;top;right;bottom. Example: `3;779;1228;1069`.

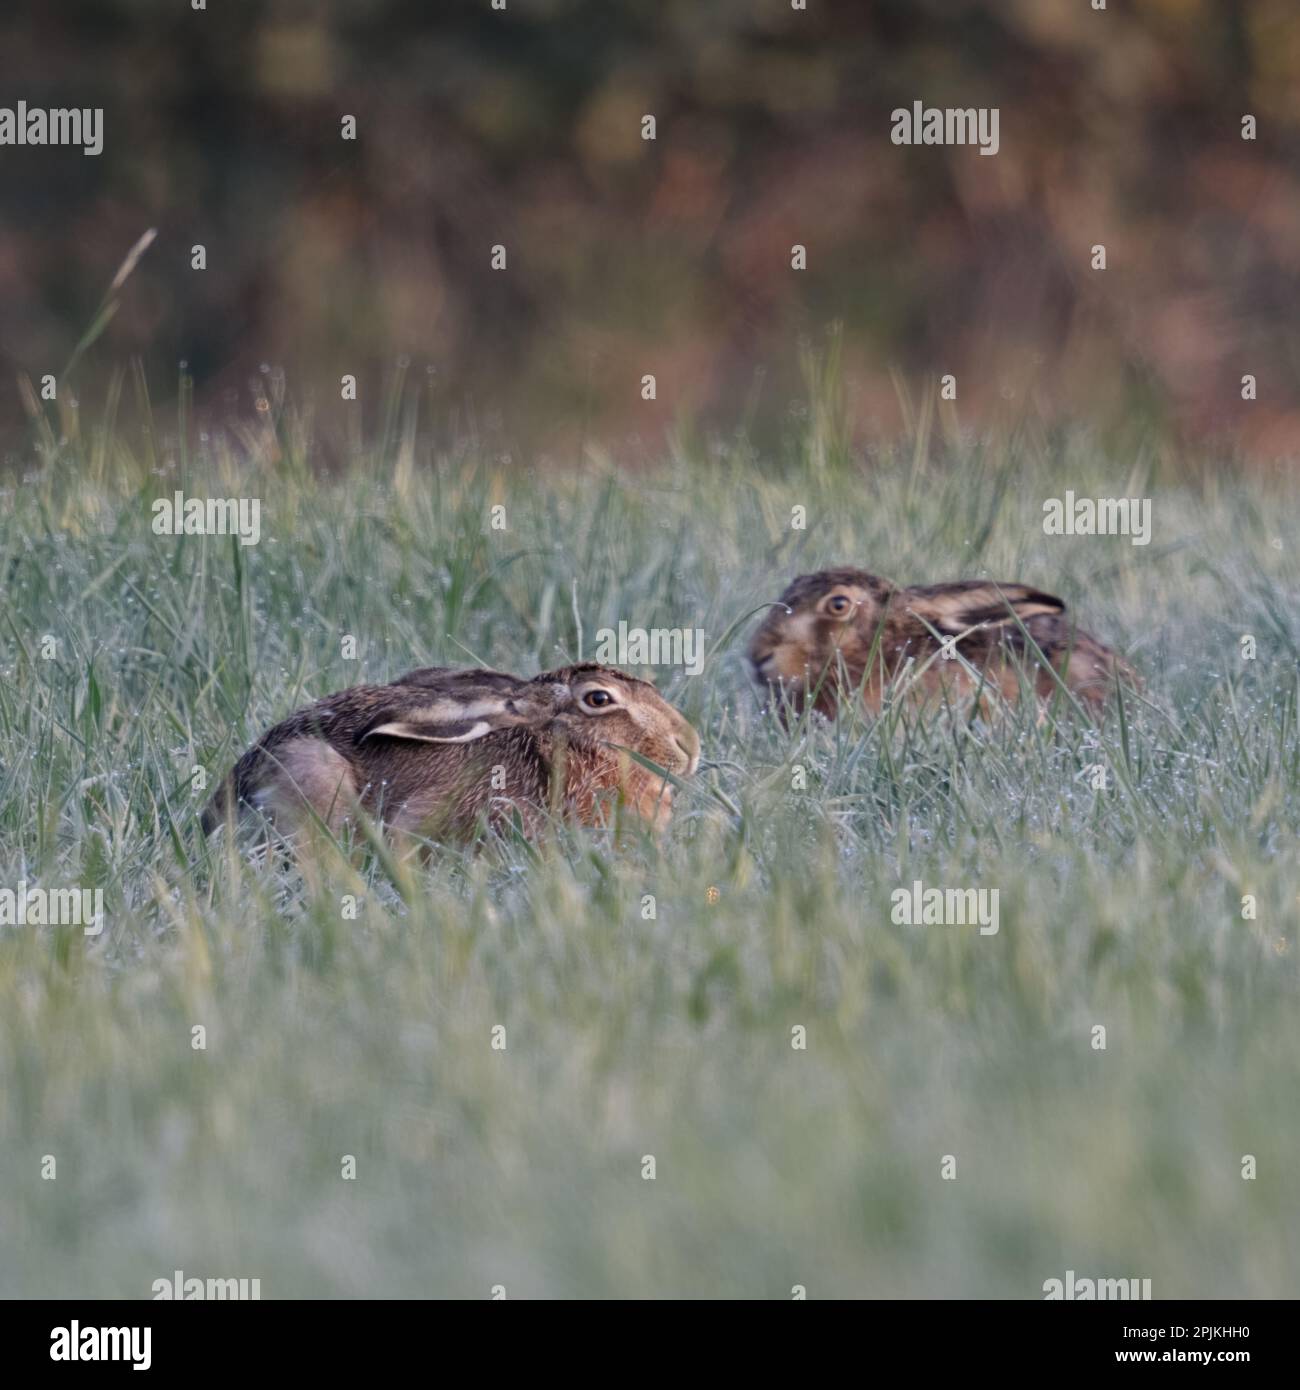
2;0;1299;463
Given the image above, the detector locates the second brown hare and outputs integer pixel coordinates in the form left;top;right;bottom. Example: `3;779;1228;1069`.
748;567;1137;719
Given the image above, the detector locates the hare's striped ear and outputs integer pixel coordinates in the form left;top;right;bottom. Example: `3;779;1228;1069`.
906;581;1065;635
361;694;539;745
365;717;495;744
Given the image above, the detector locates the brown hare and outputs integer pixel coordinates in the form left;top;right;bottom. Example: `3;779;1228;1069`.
201;663;700;843
748;567;1136;719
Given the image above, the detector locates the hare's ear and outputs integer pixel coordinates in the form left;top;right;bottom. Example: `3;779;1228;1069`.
908;582;1065;635
362;693;545;745
366;717;494;744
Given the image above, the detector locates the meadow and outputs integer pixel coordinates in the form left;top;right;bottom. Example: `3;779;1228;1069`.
1;391;1297;1298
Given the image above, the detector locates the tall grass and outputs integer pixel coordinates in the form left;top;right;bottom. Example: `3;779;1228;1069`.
1;396;1297;1297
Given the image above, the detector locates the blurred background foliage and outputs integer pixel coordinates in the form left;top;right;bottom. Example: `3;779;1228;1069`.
2;0;1299;463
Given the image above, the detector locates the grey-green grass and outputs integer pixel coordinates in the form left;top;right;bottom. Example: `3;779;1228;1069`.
1;416;1298;1298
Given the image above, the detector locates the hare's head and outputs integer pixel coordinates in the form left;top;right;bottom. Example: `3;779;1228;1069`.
529;664;700;777
748;568;894;714
527;664;699;828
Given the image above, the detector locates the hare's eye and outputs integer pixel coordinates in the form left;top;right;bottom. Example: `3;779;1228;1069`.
826;595;852;616
583;690;614;709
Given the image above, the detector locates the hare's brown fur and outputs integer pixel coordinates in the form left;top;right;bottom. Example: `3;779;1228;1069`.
748;567;1137;718
202;663;700;842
